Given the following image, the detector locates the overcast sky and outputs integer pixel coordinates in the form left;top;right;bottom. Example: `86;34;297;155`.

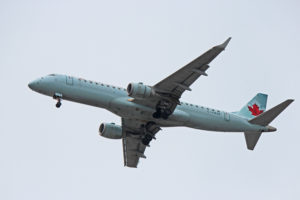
0;0;299;199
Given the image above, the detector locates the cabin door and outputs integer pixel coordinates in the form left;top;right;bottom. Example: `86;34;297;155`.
224;112;230;121
66;76;73;85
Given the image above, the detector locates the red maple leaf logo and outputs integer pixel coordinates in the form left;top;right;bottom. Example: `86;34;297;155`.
248;104;264;116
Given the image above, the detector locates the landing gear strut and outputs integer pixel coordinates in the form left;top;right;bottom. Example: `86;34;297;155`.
53;93;62;108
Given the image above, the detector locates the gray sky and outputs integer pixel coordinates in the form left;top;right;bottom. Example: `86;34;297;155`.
1;0;299;199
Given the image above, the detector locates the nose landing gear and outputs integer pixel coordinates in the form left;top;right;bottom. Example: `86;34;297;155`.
56;100;62;108
53;93;63;108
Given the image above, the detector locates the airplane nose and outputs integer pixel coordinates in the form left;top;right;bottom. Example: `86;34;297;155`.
28;81;34;89
28;80;39;91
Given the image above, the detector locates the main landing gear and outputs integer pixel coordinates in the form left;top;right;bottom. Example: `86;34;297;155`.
152;100;173;119
53;93;62;108
142;134;153;146
152;108;171;119
141;122;161;146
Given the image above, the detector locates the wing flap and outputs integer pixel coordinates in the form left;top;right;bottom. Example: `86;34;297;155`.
122;118;161;168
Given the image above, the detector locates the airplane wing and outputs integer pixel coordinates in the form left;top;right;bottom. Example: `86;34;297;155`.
133;38;231;117
121;118;161;168
154;37;231;98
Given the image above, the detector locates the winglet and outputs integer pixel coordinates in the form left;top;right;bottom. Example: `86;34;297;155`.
217;37;231;49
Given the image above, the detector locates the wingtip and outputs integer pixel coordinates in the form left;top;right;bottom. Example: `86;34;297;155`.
218;37;232;49
286;99;295;104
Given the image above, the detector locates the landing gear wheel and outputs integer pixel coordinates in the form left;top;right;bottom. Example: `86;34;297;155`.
153;110;169;119
53;93;62;108
152;112;161;119
56;101;61;108
161;113;168;119
142;134;153;146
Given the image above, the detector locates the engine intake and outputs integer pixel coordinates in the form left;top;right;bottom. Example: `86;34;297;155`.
99;123;122;139
127;82;155;99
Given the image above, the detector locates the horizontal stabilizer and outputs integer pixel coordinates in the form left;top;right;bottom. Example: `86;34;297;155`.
244;132;262;150
249;99;294;126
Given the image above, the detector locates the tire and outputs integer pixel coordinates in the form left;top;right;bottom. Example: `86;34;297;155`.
142;134;152;145
152;112;161;119
161;113;168;119
56;102;61;108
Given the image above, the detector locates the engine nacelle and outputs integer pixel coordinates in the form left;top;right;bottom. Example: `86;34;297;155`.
99;123;122;139
127;82;155;99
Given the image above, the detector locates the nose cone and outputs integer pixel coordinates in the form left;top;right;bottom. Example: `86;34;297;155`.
28;80;39;91
28;81;34;89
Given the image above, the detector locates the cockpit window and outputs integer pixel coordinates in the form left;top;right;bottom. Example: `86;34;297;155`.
48;74;56;76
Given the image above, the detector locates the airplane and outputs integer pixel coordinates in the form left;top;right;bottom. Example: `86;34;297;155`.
28;38;294;168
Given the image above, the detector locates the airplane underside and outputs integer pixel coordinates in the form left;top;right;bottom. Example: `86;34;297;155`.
28;38;294;167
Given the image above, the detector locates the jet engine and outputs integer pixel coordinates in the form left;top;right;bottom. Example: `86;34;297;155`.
99;123;122;139
127;82;156;99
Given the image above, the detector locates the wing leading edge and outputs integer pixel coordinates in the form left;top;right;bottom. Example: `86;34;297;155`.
122;38;231;167
154;37;231;99
132;38;231;119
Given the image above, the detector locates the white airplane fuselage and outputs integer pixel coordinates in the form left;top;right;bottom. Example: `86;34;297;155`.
28;74;271;133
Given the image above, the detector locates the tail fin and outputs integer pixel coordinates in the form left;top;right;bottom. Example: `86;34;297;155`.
237;93;268;119
245;99;294;150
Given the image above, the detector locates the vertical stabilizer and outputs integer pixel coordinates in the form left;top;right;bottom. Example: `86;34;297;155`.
237;93;268;119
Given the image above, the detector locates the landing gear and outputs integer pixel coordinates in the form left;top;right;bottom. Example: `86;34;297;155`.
141;122;161;146
56;101;61;108
161;112;169;119
152;110;161;119
142;134;153;146
53;93;62;108
152;100;173;119
152;108;171;119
